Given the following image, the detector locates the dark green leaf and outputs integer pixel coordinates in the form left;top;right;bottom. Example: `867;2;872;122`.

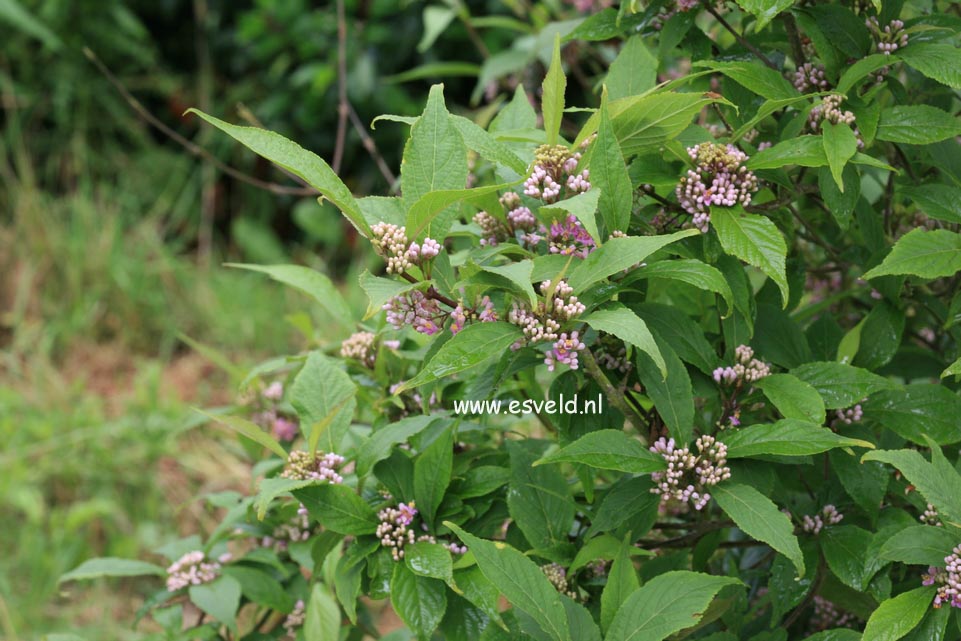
295;484;379;535
534;429;665;474
724;419;873;458
391;563;448;640
414;425;455;529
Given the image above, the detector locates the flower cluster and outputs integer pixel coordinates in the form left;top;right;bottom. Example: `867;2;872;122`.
250;381;300;442
542;563;578;599
801;505;844;534
810;596;859;631
376;502;466;560
450;296;497;334
341;331;378;367
508;280;586;348
834;404;863;425
547;214;596;258
676;143;759;233
922;545;961;609
262;504;312;552
793;62;829;93
545;331;586;372
808;95;864;148
165;550;227;592
523;144;591;203
867;17;908;55
921;503;943;527
596;341;631;374
650;435;731;511
712;345;771;386
283;599;306;640
384;290;444;335
370;222;441;274
280;450;345;484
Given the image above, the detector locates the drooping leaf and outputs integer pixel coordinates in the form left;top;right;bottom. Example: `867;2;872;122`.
746;136;828;170
391;563;448;641
628;259;734;313
899;43;961;89
711;207;789;307
414;424;455;530
822;122;859;191
533;429;665;474
694;60;799;100
636;344;695;445
863;229;961;280
862;449;961;527
820;525;876;591
864;384;961;446
569;230;700;293
304;584;341;641
586;305;667;377
861;587;936;641
600;535;640;634
357;415;442;477
754;374;827;424
197;411;289;460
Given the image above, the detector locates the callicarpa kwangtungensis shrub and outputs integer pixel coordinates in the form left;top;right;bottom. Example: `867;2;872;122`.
61;0;961;639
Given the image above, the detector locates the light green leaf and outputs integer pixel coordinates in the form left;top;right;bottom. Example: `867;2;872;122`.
713;483;805;577
589;93;632;234
405;542;454;583
542;35;566;146
533;429;665;474
479;260;537;306
605;36;657;100
711;207;789;307
187;109;369;236
863;229;961;280
59;557;165;583
876;105;961;145
723;419;873;458
585;305;666;377
290;352;356;454
304;584;341;641
605;571;743;641
401;85;468;210
628;259;734;314
862;587;935;641
790;361;893;409
540;189;602;247
417;6;455;52
901;184;961;225
197;410;288;460
694;60;799;100
357;415;442;477
879;525;959;567
862;449;961;527
295;483;379;535
391;563;447;641
601;536;639;634
943;356;961;379
746;136;827;170
822;122;859;191
407;182;517;241
358;270;420;320
414;424;454;530
569;230;699;293
395;322;523;391
899;44;961;89
450;115;529;174
837;54;898;93
445;523;570;641
608;93;725;156
255;477;319;520
225;263;353;328
733;0;794;29
2;0;62;48
190;575;242;631
754;374;826;424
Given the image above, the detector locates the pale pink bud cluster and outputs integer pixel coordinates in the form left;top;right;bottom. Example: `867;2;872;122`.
921;503;943;527
383;290;444;335
564;0;612;12
793;62;829;93
473;211;506;247
283;599;306;639
263;381;284;401
548;215;596;258
262;504;312;552
542;563;578;599
757;141;772;151
834;404;863;425
923;545;961;609
811;596;859;631
280;450;345;483
508;280;585;348
809;95;864;148
341;331;377;367
713;345;771;385
650;435;730;511
676;143;758;233
165;550;225;591
451;296;497;335
371;222;441;273
867;17;908;54
545;331;586;371
523;144;590;203
801;504;844;534
377;502;419;561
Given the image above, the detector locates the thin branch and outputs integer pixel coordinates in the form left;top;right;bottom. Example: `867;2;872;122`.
333;0;349;173
781;13;806;67
703;2;778;70
82;47;317;197
348;103;398;188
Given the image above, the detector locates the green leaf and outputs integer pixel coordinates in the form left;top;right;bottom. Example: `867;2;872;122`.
455;566;507;630
357;415;441;477
605;571;743;641
601;536;640;634
222;565;294;612
943;356;961;379
197;410;288;460
636;344;695;445
879;525;959;567
445;523;571;641
837;54;901;94
542;35;566;146
568;230;699;293
733;0;794;29
864;384;961;446
187;109;369;236
395;322;523;391
807;4;871;58
407;182;517;241
451;115;529;175
290;352;356;453
406;542;454;583
304;584;341;641
401;85;468;210
414;424;455;529
533;429;665;474
822;122;859;191
255;477;321;520
540;189;602;247
585;477;660;538
754;374;826;424
570;534;652;572
628;259;734;315
863;229;961;280
723;419;873;458
417;6;455;52
507;441;575;549
605;36;657;100
478;260;538;307
711;207;789;307
746;136;827;170
694;60;799;100
189;575;242;631
791;361;893;409
831;448;888;519
898;44;961;89
358;270;419;320
584;92;632;232
490;85;538;133
295;483;379;535
862;449;961;527
821;525;875;591
608;93;725;156
901;184;961;225
2;0;62;48
862;586;935;641
391;563;447;641
225;263;352;328
585;305;666;377
713;483;805;577
59;557;165;583
632;303;720;375
876;106;961;145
